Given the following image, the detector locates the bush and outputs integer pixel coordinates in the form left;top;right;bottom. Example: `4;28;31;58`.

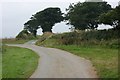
51;29;119;47
16;30;35;40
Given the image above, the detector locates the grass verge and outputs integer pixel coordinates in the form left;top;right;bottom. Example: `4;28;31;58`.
2;38;30;44
2;45;39;78
54;45;118;78
0;51;2;79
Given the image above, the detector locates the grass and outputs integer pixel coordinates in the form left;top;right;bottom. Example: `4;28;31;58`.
2;38;30;44
0;50;2;79
2;45;39;78
36;38;59;46
54;45;118;78
0;57;1;79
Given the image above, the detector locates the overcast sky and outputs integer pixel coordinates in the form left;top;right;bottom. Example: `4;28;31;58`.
0;0;119;38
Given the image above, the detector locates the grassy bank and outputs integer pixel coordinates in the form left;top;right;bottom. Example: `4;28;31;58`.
2;45;39;78
54;45;118;78
36;30;119;78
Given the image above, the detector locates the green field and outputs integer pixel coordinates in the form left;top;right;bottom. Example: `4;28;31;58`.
54;45;118;78
2;45;39;78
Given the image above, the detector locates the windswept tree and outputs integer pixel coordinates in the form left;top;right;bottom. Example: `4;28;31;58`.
24;19;39;37
65;2;112;30
32;7;64;33
23;7;63;37
99;5;120;29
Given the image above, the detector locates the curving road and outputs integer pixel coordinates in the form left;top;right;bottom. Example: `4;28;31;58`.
7;40;98;78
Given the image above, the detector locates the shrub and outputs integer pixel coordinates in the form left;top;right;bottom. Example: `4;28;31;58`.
16;30;35;40
51;29;119;47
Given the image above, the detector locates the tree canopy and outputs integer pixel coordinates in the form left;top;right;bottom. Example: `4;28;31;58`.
24;19;39;37
99;5;120;29
23;7;63;37
32;7;64;33
65;2;112;30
